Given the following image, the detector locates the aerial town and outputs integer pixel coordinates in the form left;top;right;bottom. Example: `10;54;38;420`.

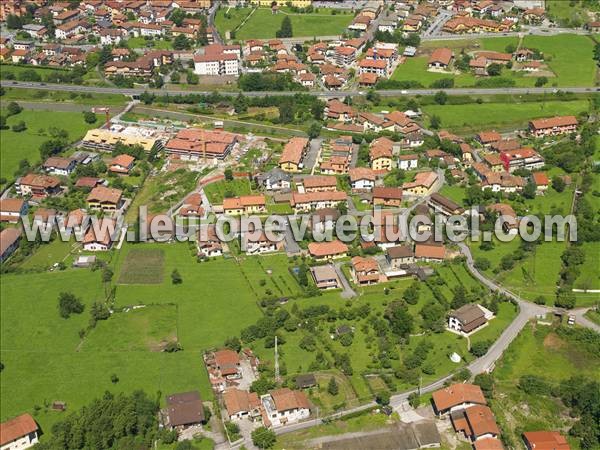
0;0;599;449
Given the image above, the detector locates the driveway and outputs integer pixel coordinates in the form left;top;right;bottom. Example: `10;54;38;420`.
304;138;323;174
334;262;357;298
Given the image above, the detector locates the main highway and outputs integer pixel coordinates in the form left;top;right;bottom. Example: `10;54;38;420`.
2;80;598;98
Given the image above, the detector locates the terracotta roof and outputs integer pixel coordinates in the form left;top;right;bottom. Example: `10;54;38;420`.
415;243;446;260
475;437;504;450
87;186;122;204
302;175;337;190
432;383;486;412
373;186;403;200
358;72;378;85
224;388;260;416
351;256;379;273
110;154;135;168
83;218;116;246
403;171;438;190
452;304;487;332
349;167;376;182
0;228;22;258
522;431;570;450
477;130;501;144
19;173;61;189
291;191;347;206
223;195;266;210
214;349;240;367
308;240;348;257
429;47;453;65
532;172;549;186
75;177;100;188
0;414;38;446
269;388;310;412
529;115;578;130
43;156;74;170
465;405;500;438
280;137;309;165
0;198;25;214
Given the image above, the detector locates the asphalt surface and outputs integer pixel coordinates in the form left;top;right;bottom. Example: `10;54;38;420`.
4;81;597;98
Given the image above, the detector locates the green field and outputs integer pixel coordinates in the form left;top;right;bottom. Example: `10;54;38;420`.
215;7;354;40
204;178;252;204
1;88;128;106
18;239;76;270
393;34;597;88
492;323;600;448
126;36;174;50
117;248;165;284
0;108;97;180
422;100;589;133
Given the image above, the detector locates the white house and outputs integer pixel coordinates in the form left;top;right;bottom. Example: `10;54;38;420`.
398;154;418;170
139;23;163;37
261;389;310;428
194;53;239;76
82;218;116;251
0;414;39;450
42;157;76;176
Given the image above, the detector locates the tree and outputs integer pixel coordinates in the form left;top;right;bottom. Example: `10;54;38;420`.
376;391;390;406
408;392;420;408
186;71;199;84
276;16;293;38
402;285;420;305
384;301;413;339
11;121;26;132
173;34;191;50
552;175;566;192
171;269;183;284
500;254;515;271
224;168;234;181
278;102;294;123
6;14;23;29
0;116;6;129
225;336;242;352
523;180;536;199
110;373;119;384
434;91;447;105
473;373;494;398
7;102;22;116
535;76;548;87
470;340;492;357
250;377;276;396
486;63;502;76
39;138;68;159
58;292;84;318
327;377;339;395
233;93;248;114
307;121;322;139
83;111;97;124
430;114;441;130
252;426;276;449
474;257;490;271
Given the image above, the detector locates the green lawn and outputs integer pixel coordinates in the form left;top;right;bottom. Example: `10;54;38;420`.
422;100;589;133
126;36;173;50
217;7;354;40
491;323;600;449
0;108;97;180
1;88;128;106
19;239;76;270
204;178;252;204
393;34;597;88
439;185;468;205
574;242;600;290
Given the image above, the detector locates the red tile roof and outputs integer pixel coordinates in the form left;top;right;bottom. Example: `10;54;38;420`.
308;240;348;257
522;431;570;450
432;383;486;412
0;414;38;446
429;47;453;66
529;116;578;130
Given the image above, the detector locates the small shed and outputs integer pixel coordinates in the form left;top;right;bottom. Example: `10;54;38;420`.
295;374;317;390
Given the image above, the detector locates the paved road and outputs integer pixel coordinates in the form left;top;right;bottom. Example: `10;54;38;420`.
571;307;600;333
422;26;593;41
5;81;597;98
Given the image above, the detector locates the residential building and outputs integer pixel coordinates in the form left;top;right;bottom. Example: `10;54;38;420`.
0;198;28;223
301;176;337;193
310;265;340;289
279;137;309;172
193;52;240;76
256;168;291;191
398;154;418;170
82;218;117;251
82;129;161;153
476;130;502;147
261;388;310;428
372;187;403;207
16;173;61;198
522;431;570;450
448;304;489;334
165;128;237;161
308;240;348;260
109;154;135;174
0;228;22;262
223;388;261;421
428;193;464;217
452;405;500;442
432;383;487;415
415;243;446;262
529;116;578;137
386;245;415;268
402;171;438;196
42;156;76;176
222;195;266;215
244;231;281;255
0;413;39;449
165;391;205;430
428;48;453;69
503;147;544;172
197;225;223;258
86;186;123;212
291;191;346;212
349;167;376;192
532;172;549;193
370;140;394;171
351;256;384;285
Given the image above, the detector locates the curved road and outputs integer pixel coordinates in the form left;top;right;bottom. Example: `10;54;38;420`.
275;242;598;436
2;80;598;98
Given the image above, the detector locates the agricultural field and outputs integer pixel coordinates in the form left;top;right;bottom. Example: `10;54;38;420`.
392;34;597;88
491;323;600;448
215;6;354;40
0;107;98;180
422;99;589;134
117;248;165;284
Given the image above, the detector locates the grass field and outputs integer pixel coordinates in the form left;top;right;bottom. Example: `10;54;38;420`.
117;248;165;285
422;100;589;133
492;323;600;448
204;178;252;204
215;7;353;40
393;34;597;88
126;36;174;50
82;304;178;352
574;243;600;290
0;108;97;180
1;88;128;106
18;239;76;270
